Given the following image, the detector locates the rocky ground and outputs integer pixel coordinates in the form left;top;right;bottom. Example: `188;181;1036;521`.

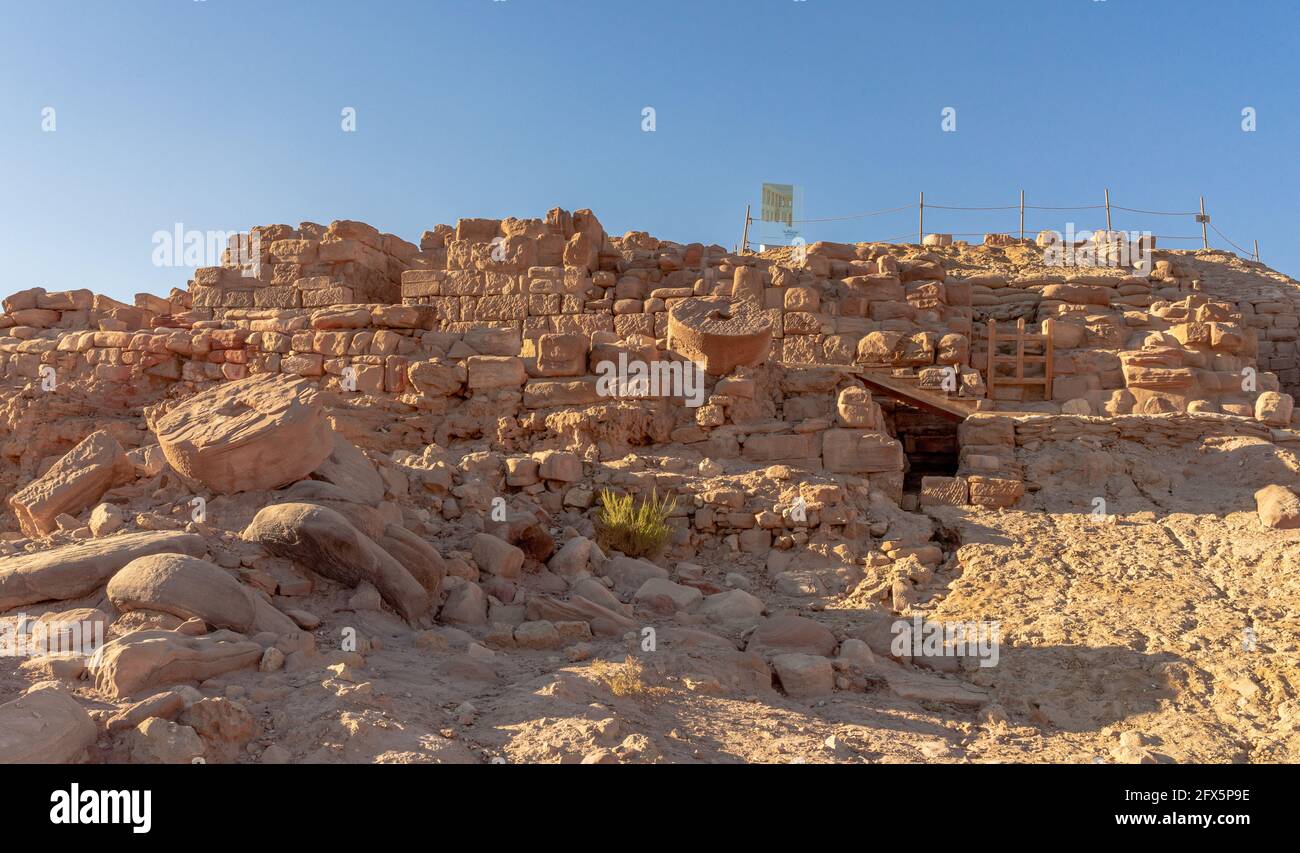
3;406;1296;763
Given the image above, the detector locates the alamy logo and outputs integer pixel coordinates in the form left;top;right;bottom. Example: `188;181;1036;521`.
50;784;151;834
594;353;706;408
1040;224;1152;272
890;616;1000;667
151;225;261;277
1;614;104;657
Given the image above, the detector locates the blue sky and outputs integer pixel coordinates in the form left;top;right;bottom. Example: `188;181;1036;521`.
2;0;1297;303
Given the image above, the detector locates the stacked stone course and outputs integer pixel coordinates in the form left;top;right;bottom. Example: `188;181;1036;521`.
3;208;1298;520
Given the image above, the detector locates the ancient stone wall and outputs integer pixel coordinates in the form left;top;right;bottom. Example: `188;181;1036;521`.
2;207;1298;430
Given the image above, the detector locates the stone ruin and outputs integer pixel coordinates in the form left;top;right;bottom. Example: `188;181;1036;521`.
2;207;1298;764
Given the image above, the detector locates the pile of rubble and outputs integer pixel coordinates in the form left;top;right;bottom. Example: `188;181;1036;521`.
2;208;1298;764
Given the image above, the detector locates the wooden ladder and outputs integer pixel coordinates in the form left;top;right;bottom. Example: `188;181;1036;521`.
985;318;1054;401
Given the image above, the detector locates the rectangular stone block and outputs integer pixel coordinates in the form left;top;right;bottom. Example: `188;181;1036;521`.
253;286;301;309
475;295;527;321
741;433;819;463
523;377;601;408
467;355;526;390
919;476;969;507
958;415;1016;448
822;429;904;474
301;286;354;308
967;475;1025;508
401;270;443;297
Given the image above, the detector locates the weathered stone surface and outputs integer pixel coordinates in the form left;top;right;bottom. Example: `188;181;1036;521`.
126;717;205;764
632;577;703;614
472;533;524;579
107;553;296;635
0;684;96;764
600;555;669;595
535;449;582;482
1255;391;1294;427
467;355;526;389
1255;484;1300;529
919;476;968;507
548;535;595;578
668;296;772;375
771;653;834;699
525;594;636;637
310;433;385;504
88;629;262;699
181;697;256;762
514;619;562;649
697;588;766;629
822;429;904;474
440;580;488;626
836;386;882;429
242;502;431;623
967;475;1025;508
9;430;132;537
408;358;466;396
535;333;587;377
88;502;126;537
154;374;334;494
958;414;1017;447
745;613;837;658
378;523;446;602
0;531;206;612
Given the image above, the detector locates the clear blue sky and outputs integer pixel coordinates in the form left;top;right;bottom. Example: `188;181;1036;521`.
3;0;1297;304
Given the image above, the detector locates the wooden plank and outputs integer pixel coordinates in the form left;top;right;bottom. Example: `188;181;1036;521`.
775;363;976;421
1044;318;1055;398
986;318;997;402
856;371;974;421
1015;318;1026;382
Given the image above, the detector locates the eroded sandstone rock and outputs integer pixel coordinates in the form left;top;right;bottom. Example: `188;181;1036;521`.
107;552;297;635
242;502;431;623
9;430;132;537
0;531;206;612
0;684;96;764
153;374;333;494
89;629;262;699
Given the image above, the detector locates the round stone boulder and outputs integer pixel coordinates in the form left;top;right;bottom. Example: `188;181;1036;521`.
153;374;333;493
107;553;258;633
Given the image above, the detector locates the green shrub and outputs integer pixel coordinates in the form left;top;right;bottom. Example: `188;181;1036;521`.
595;488;677;558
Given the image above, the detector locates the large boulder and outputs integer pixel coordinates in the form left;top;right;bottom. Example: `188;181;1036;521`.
1255;484;1300;530
9;430;133;537
88;628;262;700
771;653;834;699
0;531;206;612
310;433;385;505
377;523;446;603
745;613;837;658
632;578;702;614
153;374;334;494
107;553;297;635
241;502;431;623
0;684;97;763
471;533;524;579
1255;391;1295;427
126;717;205;764
698;588;766;630
600;556;669;595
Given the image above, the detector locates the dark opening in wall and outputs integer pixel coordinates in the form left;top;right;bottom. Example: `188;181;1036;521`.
886;402;960;492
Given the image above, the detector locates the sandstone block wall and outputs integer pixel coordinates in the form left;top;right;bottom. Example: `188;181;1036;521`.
3;207;1299;434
